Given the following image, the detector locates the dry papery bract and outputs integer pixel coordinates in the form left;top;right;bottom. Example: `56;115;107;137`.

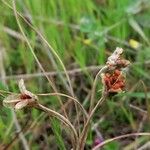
3;79;38;110
106;47;130;70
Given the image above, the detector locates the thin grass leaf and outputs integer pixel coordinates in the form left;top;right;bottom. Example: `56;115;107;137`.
51;118;66;150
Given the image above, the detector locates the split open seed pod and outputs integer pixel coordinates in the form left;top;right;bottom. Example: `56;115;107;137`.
3;79;38;110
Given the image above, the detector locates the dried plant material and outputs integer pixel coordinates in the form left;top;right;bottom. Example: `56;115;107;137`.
3;94;21;108
19;79;38;100
3;79;38;110
106;47;130;69
106;47;123;66
101;70;125;93
101;47;130;94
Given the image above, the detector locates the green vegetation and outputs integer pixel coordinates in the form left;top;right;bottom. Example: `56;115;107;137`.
0;0;150;149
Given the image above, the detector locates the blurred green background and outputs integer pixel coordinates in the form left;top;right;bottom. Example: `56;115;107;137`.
0;0;150;149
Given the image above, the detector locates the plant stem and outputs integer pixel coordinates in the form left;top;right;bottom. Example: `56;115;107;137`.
35;103;78;150
92;132;150;150
89;66;108;113
37;92;88;120
78;90;108;150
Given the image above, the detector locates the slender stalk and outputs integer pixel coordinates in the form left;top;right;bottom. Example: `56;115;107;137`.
35;103;78;150
92;132;150;150
37;92;88;119
78;90;108;150
38;92;87;135
78;65;108;149
89;66;108;113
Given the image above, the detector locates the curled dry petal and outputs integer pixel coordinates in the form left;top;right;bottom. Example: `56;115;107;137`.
19;79;26;94
3;94;21;108
15;100;29;110
19;79;38;100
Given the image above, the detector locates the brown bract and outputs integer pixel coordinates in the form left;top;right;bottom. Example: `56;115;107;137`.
101;70;125;93
101;47;130;94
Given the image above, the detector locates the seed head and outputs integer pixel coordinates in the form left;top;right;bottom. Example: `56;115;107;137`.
101;47;130;94
3;79;38;110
